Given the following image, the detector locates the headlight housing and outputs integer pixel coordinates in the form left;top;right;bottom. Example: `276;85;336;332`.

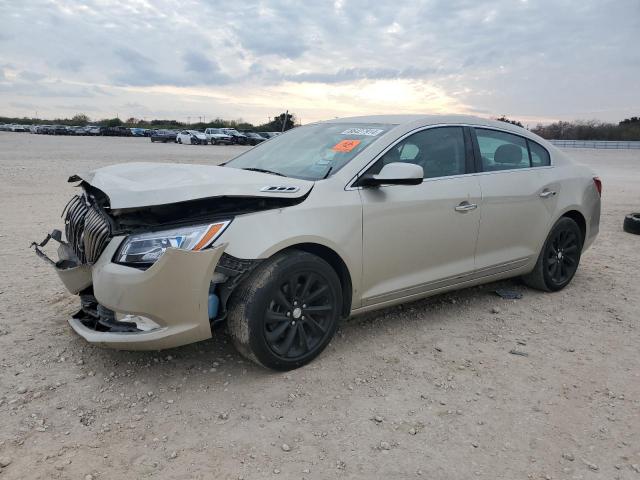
115;221;230;265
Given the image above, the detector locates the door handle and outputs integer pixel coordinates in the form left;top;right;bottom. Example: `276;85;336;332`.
454;202;478;212
539;190;557;198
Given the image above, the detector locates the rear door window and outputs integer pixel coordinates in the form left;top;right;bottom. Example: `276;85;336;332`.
475;129;530;172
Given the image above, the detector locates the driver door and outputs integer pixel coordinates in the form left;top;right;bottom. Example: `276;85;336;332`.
358;126;481;306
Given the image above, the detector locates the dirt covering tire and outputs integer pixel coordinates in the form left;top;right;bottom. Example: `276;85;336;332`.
623;213;640;235
227;250;342;371
522;217;583;292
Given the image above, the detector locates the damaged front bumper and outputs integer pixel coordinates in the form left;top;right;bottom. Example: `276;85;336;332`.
34;233;226;350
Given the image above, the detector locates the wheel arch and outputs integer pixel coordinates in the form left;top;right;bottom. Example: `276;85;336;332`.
276;243;353;318
560;209;586;246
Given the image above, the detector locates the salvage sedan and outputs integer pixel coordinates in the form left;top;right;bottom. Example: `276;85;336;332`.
33;115;601;370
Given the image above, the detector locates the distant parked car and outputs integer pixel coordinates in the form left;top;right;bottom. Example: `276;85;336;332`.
50;125;69;135
244;132;267;145
150;130;178;143
176;130;208;145
220;128;248;145
84;126;103;136
103;126;132;137
204;128;234;145
36;125;52;134
130;128;147;137
69;126;88;135
258;131;283;139
9;124;29;132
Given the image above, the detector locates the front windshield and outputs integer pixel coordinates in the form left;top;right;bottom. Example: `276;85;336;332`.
226;123;394;180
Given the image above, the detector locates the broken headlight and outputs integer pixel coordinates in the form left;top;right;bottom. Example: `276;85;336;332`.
115;221;230;265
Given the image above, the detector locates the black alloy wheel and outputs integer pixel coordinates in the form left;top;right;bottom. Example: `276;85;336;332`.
544;227;580;286
263;271;337;359
227;250;342;370
522;217;583;292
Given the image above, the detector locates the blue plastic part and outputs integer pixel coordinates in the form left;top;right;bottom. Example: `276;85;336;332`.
208;293;220;320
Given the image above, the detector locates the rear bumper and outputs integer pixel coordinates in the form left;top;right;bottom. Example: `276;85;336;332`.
41;235;226;350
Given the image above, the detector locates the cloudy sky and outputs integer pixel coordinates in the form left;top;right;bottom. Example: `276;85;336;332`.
1;0;638;125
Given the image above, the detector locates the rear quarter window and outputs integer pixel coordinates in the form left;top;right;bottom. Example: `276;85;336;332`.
528;140;551;167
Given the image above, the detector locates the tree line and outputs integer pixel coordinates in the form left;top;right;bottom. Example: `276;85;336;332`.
4;111;639;140
0;112;297;132
495;116;640;141
531;118;640;141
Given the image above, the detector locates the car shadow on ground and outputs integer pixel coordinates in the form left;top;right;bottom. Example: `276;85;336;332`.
66;277;537;383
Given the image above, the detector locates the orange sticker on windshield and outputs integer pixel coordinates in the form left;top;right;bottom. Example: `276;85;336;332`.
332;139;361;152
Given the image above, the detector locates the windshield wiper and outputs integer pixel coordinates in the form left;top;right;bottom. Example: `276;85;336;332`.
242;167;287;177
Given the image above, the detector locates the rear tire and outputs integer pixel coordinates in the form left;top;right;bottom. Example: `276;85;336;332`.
227;251;342;371
522;217;583;292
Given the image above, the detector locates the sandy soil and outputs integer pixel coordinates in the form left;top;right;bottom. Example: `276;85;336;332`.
0;132;639;479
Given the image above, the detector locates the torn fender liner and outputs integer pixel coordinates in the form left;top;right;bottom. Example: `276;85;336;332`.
69;162;314;209
68;239;227;350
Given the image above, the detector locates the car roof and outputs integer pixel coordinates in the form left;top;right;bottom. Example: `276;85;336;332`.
322;114;532;135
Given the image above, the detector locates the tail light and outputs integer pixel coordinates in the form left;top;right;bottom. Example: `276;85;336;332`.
593;177;602;197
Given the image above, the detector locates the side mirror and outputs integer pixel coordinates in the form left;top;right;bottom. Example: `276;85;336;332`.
359;162;424;187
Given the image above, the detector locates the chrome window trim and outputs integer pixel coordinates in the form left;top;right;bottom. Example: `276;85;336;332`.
345;123;554;191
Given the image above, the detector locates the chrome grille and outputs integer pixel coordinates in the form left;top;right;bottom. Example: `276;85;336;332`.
62;195;111;264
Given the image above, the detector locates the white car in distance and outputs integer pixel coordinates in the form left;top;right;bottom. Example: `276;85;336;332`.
204;128;234;145
176;130;209;145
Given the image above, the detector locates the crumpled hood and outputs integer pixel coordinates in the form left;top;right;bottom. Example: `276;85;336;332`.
72;162;314;209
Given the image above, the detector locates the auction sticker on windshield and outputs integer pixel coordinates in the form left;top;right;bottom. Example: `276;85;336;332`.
332;139;361;152
340;128;384;136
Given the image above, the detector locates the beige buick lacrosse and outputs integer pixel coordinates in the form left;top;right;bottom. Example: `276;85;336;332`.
34;115;601;370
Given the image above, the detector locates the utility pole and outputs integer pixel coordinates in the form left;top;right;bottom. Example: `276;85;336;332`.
281;110;288;133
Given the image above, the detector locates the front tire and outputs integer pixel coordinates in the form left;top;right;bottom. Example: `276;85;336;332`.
522;217;583;292
227;251;342;371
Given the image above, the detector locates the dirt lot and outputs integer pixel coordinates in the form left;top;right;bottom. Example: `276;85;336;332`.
0;132;639;479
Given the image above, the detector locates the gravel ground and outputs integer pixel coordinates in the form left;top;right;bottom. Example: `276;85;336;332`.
0;132;639;479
